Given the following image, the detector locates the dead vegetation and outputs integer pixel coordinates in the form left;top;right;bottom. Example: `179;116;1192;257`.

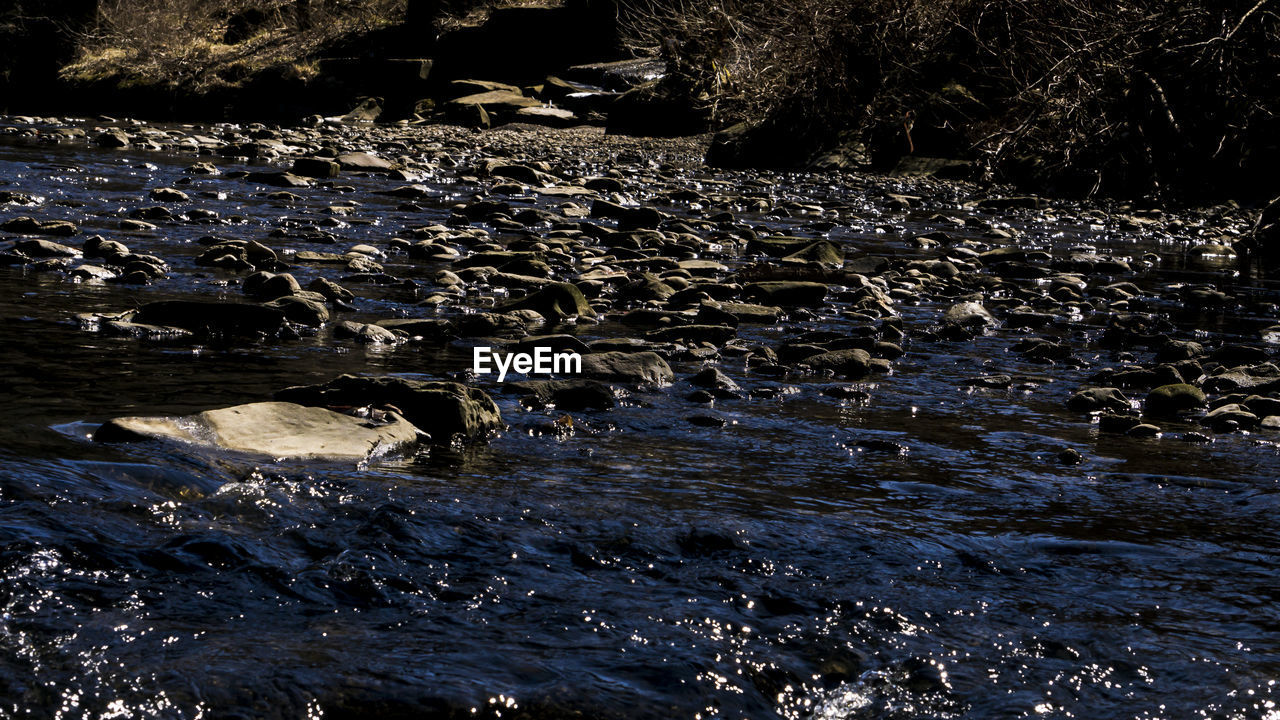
620;0;1280;198
62;0;404;91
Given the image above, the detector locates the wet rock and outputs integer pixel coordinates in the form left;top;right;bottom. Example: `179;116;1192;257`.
149;187;189;203
1145;383;1207;416
243;271;301;301
647;324;736;346
455;311;542;337
1126;423;1162;438
13;238;80;257
245;171;311;188
1066;387;1131;412
100;320;191;339
94;130;129;148
1057;447;1084;465
95;401;422;461
374;318;454;340
782;241;843;266
275;375;502;443
511;334;592;356
686;412;728;428
2;217;77;236
513;379;616;410
0;190;39;205
743;281;828;307
500;282;596;320
689;367;742;398
1201;404;1259;432
308;277;356;303
131;301;286;335
333;321;399;344
580;351;674;385
340;97;383;123
292;157;341;178
802;349;872;379
264;296;329;327
943;301;995;328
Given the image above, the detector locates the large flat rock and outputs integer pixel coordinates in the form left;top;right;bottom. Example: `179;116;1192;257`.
94;401;423;461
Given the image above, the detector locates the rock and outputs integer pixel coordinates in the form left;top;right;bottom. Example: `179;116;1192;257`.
500;283;596;320
515;106;579;127
1126;423;1162;438
336;152;395;173
2;217;77;236
245;171;311;188
686;412;728;428
149;187;189;203
308;277;355;303
803;349;872;379
689;367;741;398
513;379;615;410
943;301;995;327
1066;387;1131;412
131;301;286;335
292;157;341;178
264;296;329;326
96;401;421;461
1201;404;1259;432
706;301;781;324
333;321;399;344
647;324;736;346
94;130;129;148
275;375;502;443
446;90;540;118
14;239;80;257
743;281;828;307
580;351;674;385
783;241;844;266
243;271;301;301
1057;447;1084;465
1145;383;1207;416
341;97;383;123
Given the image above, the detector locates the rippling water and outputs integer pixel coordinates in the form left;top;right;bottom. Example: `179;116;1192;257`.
1;121;1278;719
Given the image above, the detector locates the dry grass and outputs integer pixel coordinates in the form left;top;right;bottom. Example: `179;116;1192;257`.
62;0;403;90
620;0;1280;197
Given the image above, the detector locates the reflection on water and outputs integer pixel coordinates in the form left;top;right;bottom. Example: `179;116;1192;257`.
0;122;1278;719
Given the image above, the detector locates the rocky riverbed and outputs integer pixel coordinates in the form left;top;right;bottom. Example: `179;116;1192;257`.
1;115;1278;719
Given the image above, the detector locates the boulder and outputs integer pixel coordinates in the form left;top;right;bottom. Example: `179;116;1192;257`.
245;171;312;188
1066;387;1131;413
500;282;596;320
580;351;674;385
275;375;502;443
14;239;80;257
292;157;341;178
131;301;286;335
1145;383;1207;416
95;401;421;461
802;349;872;379
743;281;828;307
336;152;396;173
2;217;77;236
512;378;616;410
944;301;996;327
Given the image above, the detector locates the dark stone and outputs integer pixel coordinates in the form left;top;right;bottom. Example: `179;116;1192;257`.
131;301;286;335
275;375;503;443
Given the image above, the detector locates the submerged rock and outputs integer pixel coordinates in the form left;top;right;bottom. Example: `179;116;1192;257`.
95;401;423;461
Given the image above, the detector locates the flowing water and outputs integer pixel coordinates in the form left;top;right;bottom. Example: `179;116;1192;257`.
0;120;1278;719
